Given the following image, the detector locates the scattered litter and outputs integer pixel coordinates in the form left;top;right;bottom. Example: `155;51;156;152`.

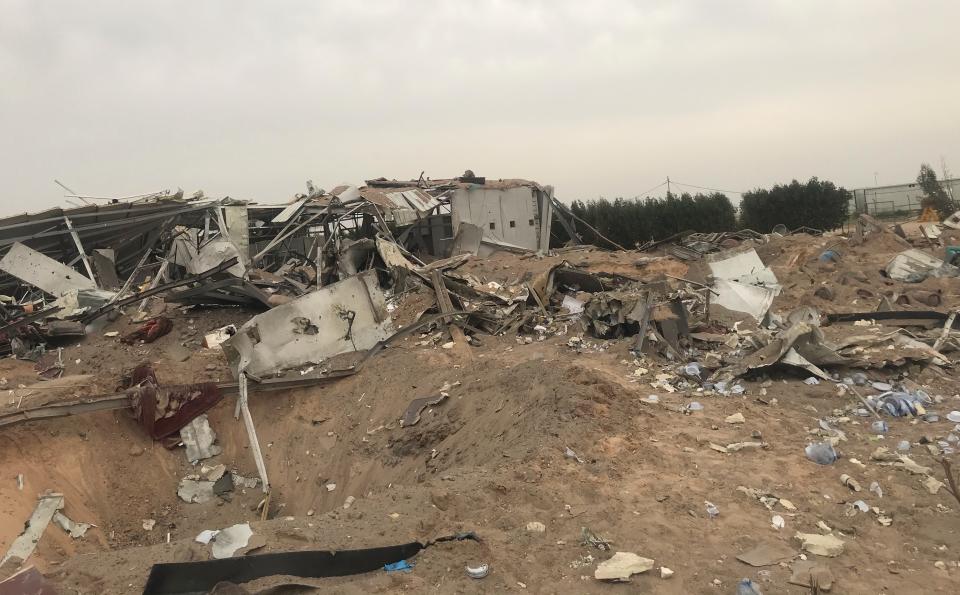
581;526;612;551
177;477;215;503
465;563;490;579
660;566;674;579
564;446;585;464
399;394;449;427
705;501;720;518
869;481;883;498
203;324;237;349
211;523;254;559
805;442;839;465
142;519;157;531
53;511;91;539
736;578;764;595
525;521;546;533
771;514;785;529
384;560;415;573
851;499;869;513
195;529;219;544
839;474;861;492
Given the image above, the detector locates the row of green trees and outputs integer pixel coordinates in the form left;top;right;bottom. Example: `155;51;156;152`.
567;192;737;247
562;178;849;248
739;178;849;232
564;165;956;249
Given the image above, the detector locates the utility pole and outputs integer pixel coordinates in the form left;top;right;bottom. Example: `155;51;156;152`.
666;176;671;197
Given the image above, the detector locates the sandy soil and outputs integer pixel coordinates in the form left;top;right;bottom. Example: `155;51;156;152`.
2;230;960;594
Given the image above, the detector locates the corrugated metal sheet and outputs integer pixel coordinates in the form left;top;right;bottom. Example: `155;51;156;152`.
271;198;307;224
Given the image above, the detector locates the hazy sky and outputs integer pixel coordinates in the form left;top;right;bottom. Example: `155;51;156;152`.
2;0;958;215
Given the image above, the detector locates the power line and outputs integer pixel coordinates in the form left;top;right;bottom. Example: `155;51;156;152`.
635;180;668;197
670;180;745;195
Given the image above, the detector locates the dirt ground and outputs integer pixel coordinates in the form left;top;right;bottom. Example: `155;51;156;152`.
2;231;960;594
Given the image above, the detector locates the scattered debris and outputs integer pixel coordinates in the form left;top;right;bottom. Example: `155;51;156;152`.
736;542;795;567
399;394;449;427
179;414;222;463
211;523;254;559
52;511;92;539
794;532;844;557
465;563;490;579
1;492;64;565
594;552;655;582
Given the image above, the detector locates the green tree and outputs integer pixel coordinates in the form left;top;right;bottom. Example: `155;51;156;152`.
739;178;849;232
559;191;736;248
917;163;955;218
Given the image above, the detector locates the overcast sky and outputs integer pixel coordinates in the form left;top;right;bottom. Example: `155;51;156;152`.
2;1;958;215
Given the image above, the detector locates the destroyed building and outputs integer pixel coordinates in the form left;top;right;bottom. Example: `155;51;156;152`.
2;179;960;594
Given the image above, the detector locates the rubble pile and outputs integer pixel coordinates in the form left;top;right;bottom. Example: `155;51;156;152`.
1;177;960;593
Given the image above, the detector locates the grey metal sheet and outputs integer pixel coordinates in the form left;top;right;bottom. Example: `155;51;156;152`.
0;242;96;296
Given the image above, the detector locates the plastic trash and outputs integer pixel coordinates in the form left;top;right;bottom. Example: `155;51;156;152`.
850;372;868;386
852;500;869;513
564;446;585;464
947;411;960;423
819;249;840;263
874;392;929;417
871;420;889;434
805;442;839;465
684;363;702;378
730;384;745;395
771;514;785;529
701;500;723;520
465;563;490;579
871;381;893;391
384;560;415;573
897;440;911;451
804;377;820;385
869;481;883;498
643;394;660;404
686;401;704;412
736;578;764;595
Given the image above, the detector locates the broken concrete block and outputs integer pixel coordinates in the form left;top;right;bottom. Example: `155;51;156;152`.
179;414;222;463
178;478;215;503
794;532;844;557
594;551;655;581
725;412;745;424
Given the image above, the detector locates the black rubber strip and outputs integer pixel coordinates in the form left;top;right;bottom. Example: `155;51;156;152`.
142;542;424;595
